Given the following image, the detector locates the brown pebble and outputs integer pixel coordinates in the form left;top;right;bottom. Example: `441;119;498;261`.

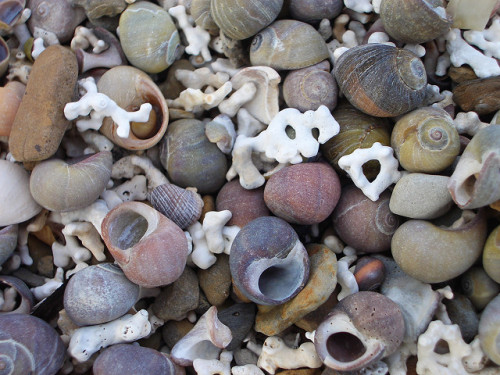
277;369;322;375
198;254;232;306
161;319;194;349
354;256;386;291
200;194;215;222
448;65;478;83
453;76;500;115
9;45;78;162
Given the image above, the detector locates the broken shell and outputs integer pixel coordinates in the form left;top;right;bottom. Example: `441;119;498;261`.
380;0;451;44
250;19;329;70
64;263;140;326
483;225;500;283
211;0;283;40
101;201;189;288
289;0;343;24
391;210;488;283
0;225;18;266
29;151;113;212
0;160;42;226
447;125;500;209
314;291;405;372
334;44;428;117
160;119;228;194
320;102;391;180
93;344;180;375
263;162;341;225
119;1;180;73
97;65;169;150
148;183;204;230
229;216;310;305
0;313;65;375
0;275;34;314
332;185;399;253
478;294;500;365
391;106;460;173
461;266;500;311
0;0;25;29
191;0;218;33
283;60;338;113
0;81;25;137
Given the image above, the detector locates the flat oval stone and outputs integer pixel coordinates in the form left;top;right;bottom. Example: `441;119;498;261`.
389;173;453;219
453;76;500;115
198;254;231;306
9;45;78;162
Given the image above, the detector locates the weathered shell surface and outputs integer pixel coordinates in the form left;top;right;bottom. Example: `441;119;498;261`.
70;0;127;22
391;210;488;283
483;225;500;283
0;313;65;375
334;44;428;117
29;151;113;212
64;263;140;326
461;266;500;311
380;0;451;44
210;0;283;40
0;0;25;29
148;183;204;230
119;1;180;73
314;291;405;372
0;275;33;314
191;0;218;32
0;160;42;226
391;106;460;173
289;0;343;23
250;19;329;70
229;216;310;305
479;294;500;365
0;225;18;266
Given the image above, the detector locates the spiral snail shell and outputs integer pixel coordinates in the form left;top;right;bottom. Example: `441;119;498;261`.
391;106;460;173
334;44;428;117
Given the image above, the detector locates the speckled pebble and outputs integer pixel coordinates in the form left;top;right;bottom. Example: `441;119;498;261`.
198;254;232;306
389;173;453;219
161;319;194;349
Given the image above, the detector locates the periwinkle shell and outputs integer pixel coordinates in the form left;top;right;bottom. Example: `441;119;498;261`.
160;119;228;194
483;225;500;283
263;162;341;225
289;0;343;23
229;216;310;305
64;263;140;326
479;294;500;365
283;60;338;112
29;151;113;212
0;313;65;375
93;344;179;375
216;179;270;227
211;0;283;40
119;1;180;73
334;44;428;117
391;106;460;173
332;185;399;253
380;0;451;44
250;19;329;70
314;291;405;372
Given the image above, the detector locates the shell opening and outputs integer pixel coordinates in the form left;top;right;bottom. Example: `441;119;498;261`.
326;332;367;362
258;263;303;301
108;211;148;250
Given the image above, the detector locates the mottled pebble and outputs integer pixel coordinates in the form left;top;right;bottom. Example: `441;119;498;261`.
198;254;232;306
161;319;195;349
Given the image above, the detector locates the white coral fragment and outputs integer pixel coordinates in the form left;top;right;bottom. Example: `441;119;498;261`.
338;142;401;201
463;18;500;59
168;82;232;112
344;0;373;13
194;351;233;375
337;253;359;300
71;26;108;53
454;111;491;136
64;77;153;138
445;29;500;79
111;154;169;191
231;364;265;375
175;67;229;90
30;267;64;300
68;310;151;363
227;105;340;189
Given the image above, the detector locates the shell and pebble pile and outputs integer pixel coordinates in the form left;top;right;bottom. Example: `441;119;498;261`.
0;0;500;374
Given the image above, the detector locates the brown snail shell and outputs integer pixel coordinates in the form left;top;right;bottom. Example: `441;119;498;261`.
334;44;428;117
314;291;405;372
250;19;329;70
320;102;391;180
391;209;488;283
210;0;283;40
97;65;169;150
380;0;451;44
391;106;460;173
479;294;500;365
483;225;500;283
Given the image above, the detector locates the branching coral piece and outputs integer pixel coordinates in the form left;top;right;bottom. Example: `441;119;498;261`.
71;26;108;53
30;267;64;300
194;351;233;375
219;82;257;118
175;67;229;90
64;77;153;138
257;336;323;374
80;130;114;152
227;105;340;189
338;142;402;201
51;234;91;268
337;254;359;300
112;175;148;202
454;111;491;136
50;199;109;236
463;18;500;59
202;210;233;254
445;29;500;79
168;82;233;112
62;221;106;262
231;364;265;375
344;0;373;13
169;5;212;62
111;155;169;192
205;114;236;154
68;310;151;363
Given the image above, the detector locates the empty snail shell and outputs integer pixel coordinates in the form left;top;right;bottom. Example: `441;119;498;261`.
380;0;451;44
0;275;34;314
119;1;180;73
314;291;405;372
289;0;343;24
211;0;283;41
320;102;391;180
250;19;329;70
334;44;428;117
391;106;460;173
29;151;113;212
483;225;500;283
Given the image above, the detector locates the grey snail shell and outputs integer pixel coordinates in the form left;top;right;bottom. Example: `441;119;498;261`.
334;44;428;117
